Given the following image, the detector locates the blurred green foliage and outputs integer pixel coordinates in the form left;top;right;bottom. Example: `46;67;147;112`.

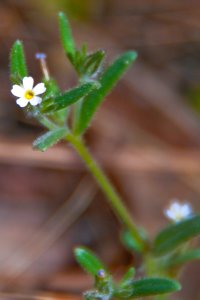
47;0;105;21
186;85;200;115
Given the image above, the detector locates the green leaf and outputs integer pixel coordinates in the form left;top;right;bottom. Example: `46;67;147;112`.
74;247;106;277
83;50;105;76
43;78;60;100
120;267;135;283
58;12;76;61
75;51;137;135
115;278;181;299
74;44;88;74
43;78;69;125
119;267;135;297
153;215;200;256
41;82;100;114
121;230;144;253
130;278;181;298
33;128;68;151
163;249;200;268
10;40;28;84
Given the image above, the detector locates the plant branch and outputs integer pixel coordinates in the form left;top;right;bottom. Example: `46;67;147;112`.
66;133;147;251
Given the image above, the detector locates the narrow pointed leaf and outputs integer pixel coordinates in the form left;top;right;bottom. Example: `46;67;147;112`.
83;50;105;76
74;247;106;277
153;215;200;256
163;249;200;268
58;12;76;61
43;78;60;100
115;278;180;299
129;278;181;298
41;82;100;113
33;128;67;151
10;40;28;84
75;51;137;135
121;230;144;253
120;267;135;287
43;78;69;125
75;44;88;74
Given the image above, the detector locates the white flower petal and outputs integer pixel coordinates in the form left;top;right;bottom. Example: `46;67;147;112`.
29;96;42;106
33;83;46;95
181;204;192;216
165;200;193;222
11;85;24;97
164;209;174;220
16;97;28;108
171;202;180;212
23;77;34;90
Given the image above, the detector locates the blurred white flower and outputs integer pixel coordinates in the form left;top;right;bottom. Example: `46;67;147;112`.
164;200;193;222
11;76;46;107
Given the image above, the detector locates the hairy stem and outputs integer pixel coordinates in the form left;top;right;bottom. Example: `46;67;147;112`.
66;133;146;251
36;114;57;131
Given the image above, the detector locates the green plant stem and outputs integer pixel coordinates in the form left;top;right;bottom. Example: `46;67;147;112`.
72;100;82;133
66;133;146;251
36;113;57;131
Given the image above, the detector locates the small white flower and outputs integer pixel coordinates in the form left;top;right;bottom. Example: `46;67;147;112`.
11;76;46;108
164;200;193;222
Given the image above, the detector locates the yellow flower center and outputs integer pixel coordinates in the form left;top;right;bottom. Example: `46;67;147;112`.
24;90;34;100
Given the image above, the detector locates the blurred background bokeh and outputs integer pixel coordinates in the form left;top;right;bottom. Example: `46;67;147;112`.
0;0;200;299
